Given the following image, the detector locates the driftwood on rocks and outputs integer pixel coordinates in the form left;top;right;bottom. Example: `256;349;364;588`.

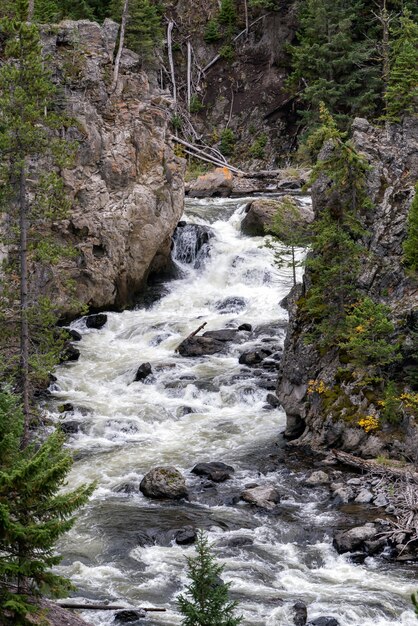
331;450;418;484
175;322;207;353
332;450;418;556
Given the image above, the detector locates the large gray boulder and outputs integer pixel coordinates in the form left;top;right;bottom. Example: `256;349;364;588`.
188;167;234;198
241;196;313;239
333;523;378;553
140;466;188;500
241;485;280;510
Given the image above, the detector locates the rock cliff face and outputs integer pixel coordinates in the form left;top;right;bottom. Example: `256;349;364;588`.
277;117;418;459
37;20;185;318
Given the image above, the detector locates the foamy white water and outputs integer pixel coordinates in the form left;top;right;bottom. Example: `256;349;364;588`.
50;197;417;625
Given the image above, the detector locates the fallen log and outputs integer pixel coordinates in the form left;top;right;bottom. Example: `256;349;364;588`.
57;602;166;612
175;322;207;353
332;449;418;484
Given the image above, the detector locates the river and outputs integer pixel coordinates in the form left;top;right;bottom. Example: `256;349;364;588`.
50;196;417;626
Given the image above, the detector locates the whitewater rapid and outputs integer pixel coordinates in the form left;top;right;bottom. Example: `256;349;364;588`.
50;197;417;626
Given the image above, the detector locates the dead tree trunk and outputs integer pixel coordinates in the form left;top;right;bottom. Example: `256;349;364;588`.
167;21;177;107
187;40;192;110
28;0;34;20
112;0;129;91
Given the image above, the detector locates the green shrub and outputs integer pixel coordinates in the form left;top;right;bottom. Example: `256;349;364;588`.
219;128;235;156
189;95;205;113
249;133;268;158
204;19;221;43
219;43;234;61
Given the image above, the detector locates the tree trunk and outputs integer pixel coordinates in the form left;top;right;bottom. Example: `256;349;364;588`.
167;21;177;107
28;0;34;21
112;0;129;91
19;162;30;448
187;40;192;110
291;246;296;286
244;0;249;37
381;0;390;92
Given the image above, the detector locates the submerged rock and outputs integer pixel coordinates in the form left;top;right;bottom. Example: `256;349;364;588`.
114;610;146;623
215;296;247;314
307;618;340;626
191;462;235;483
140;466;188;500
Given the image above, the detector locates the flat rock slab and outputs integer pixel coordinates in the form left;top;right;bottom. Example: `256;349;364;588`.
140;466;188;500
191;462;235;482
177;336;225;357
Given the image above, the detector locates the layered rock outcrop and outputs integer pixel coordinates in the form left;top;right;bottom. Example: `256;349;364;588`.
277;117;418;458
37;20;184;318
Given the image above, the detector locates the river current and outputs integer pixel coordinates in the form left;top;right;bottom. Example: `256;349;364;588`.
50;197;417;626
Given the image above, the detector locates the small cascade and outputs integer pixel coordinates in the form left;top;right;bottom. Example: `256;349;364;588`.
171;223;214;269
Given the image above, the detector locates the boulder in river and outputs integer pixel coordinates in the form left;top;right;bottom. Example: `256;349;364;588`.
187;167;234;198
140;466;188;500
239;349;272;366
238;323;252;331
177;336;225;357
202;329;239;342
333;523;378;554
134;362;152;382
293;601;308;626
241;196;314;239
68;329;82;341
85;313;108;329
60;420;81;435
305;471;330;486
241;485;280;510
61;342;80;362
191;462;235;483
175;526;197;545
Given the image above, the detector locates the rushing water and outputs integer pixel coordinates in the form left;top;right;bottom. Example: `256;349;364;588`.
50;197;417;626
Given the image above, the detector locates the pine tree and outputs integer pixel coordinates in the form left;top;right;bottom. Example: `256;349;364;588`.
178;531;242;626
0;1;76;441
219;0;237;28
288;0;381;130
33;0;59;22
385;9;418;121
110;0;162;62
266;197;310;286
0;389;94;625
302;105;371;345
403;184;418;271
